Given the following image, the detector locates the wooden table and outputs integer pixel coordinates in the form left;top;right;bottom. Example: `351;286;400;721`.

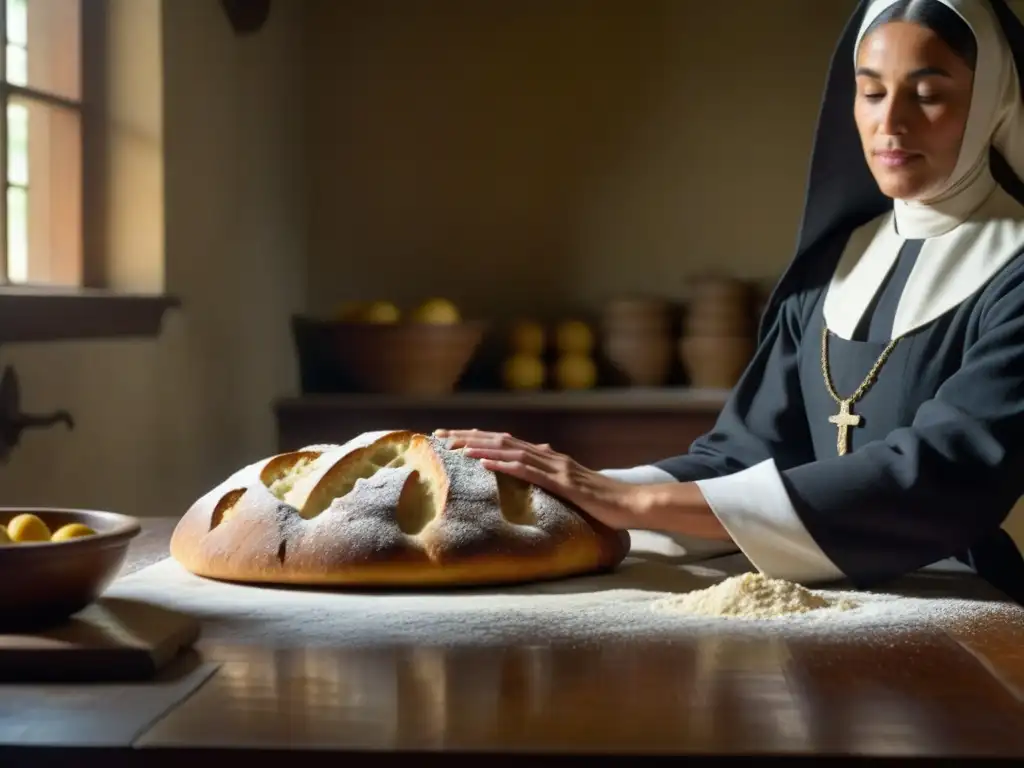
3;517;1024;764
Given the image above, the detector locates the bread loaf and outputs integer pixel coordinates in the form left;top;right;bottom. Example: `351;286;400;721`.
170;430;630;587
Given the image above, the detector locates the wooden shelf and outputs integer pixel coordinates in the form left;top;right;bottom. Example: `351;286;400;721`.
0;287;179;344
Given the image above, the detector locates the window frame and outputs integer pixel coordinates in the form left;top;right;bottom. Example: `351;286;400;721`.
0;0;177;345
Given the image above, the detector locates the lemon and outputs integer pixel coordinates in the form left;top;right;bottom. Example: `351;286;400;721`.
410;298;461;325
555;320;594;356
51;523;97;542
554;354;597;390
363;301;401;324
503;354;546;391
332;300;368;322
509;320;546;356
7;513;51;543
0;526;10;545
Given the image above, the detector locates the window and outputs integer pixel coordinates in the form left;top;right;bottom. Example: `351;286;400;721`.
0;0;174;344
0;0;82;287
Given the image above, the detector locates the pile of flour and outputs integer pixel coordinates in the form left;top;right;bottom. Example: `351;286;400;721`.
653;572;856;620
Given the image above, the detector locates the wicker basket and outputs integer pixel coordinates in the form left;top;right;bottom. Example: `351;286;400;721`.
292;316;486;396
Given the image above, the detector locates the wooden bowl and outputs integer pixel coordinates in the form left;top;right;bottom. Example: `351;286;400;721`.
323;320;487;395
0;508;141;630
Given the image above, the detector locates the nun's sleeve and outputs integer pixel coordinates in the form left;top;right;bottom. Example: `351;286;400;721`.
600;288;834;578
760;276;1024;588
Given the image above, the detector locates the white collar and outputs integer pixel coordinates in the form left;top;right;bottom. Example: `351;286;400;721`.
892;158;998;238
823;184;1024;340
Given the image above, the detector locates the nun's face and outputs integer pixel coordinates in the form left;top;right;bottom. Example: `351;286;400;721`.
854;20;974;201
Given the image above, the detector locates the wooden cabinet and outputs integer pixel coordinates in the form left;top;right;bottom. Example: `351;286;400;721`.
274;388;728;470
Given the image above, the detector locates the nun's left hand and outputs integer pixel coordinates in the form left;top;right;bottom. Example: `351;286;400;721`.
433;428;643;531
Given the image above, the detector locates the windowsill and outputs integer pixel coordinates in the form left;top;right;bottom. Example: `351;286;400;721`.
0;286;180;343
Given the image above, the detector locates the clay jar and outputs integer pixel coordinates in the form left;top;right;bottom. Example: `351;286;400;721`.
680;277;756;389
601;298;674;387
679;335;755;388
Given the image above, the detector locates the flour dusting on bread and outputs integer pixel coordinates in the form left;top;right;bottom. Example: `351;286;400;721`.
170;430;629;587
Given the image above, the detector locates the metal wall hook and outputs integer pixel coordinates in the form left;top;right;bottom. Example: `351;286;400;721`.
0;363;75;464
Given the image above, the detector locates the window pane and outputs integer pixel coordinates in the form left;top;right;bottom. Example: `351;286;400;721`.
4;96;81;285
6;0;27;47
6;44;26;86
4;0;80;101
6;185;27;283
7;101;28;185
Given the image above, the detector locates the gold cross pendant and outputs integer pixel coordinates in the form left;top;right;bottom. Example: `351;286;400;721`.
828;399;862;456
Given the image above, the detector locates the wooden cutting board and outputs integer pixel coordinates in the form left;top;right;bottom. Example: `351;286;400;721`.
0;596;200;682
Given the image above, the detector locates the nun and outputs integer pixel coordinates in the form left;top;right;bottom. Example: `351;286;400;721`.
437;0;1024;604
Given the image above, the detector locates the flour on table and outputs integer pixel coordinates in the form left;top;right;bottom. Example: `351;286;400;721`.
653;572;855;620
105;554;1021;648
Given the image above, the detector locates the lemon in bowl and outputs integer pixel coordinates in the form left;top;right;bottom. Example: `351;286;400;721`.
0;508;141;630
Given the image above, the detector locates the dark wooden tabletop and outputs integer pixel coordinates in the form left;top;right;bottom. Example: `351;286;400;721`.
3;517;1024;765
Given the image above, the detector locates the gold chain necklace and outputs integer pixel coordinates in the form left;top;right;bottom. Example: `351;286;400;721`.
820;326;899;456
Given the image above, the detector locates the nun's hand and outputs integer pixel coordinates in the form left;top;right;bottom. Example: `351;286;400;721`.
433;429;642;530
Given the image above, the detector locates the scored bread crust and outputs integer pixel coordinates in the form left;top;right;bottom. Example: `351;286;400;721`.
170;430;630;587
